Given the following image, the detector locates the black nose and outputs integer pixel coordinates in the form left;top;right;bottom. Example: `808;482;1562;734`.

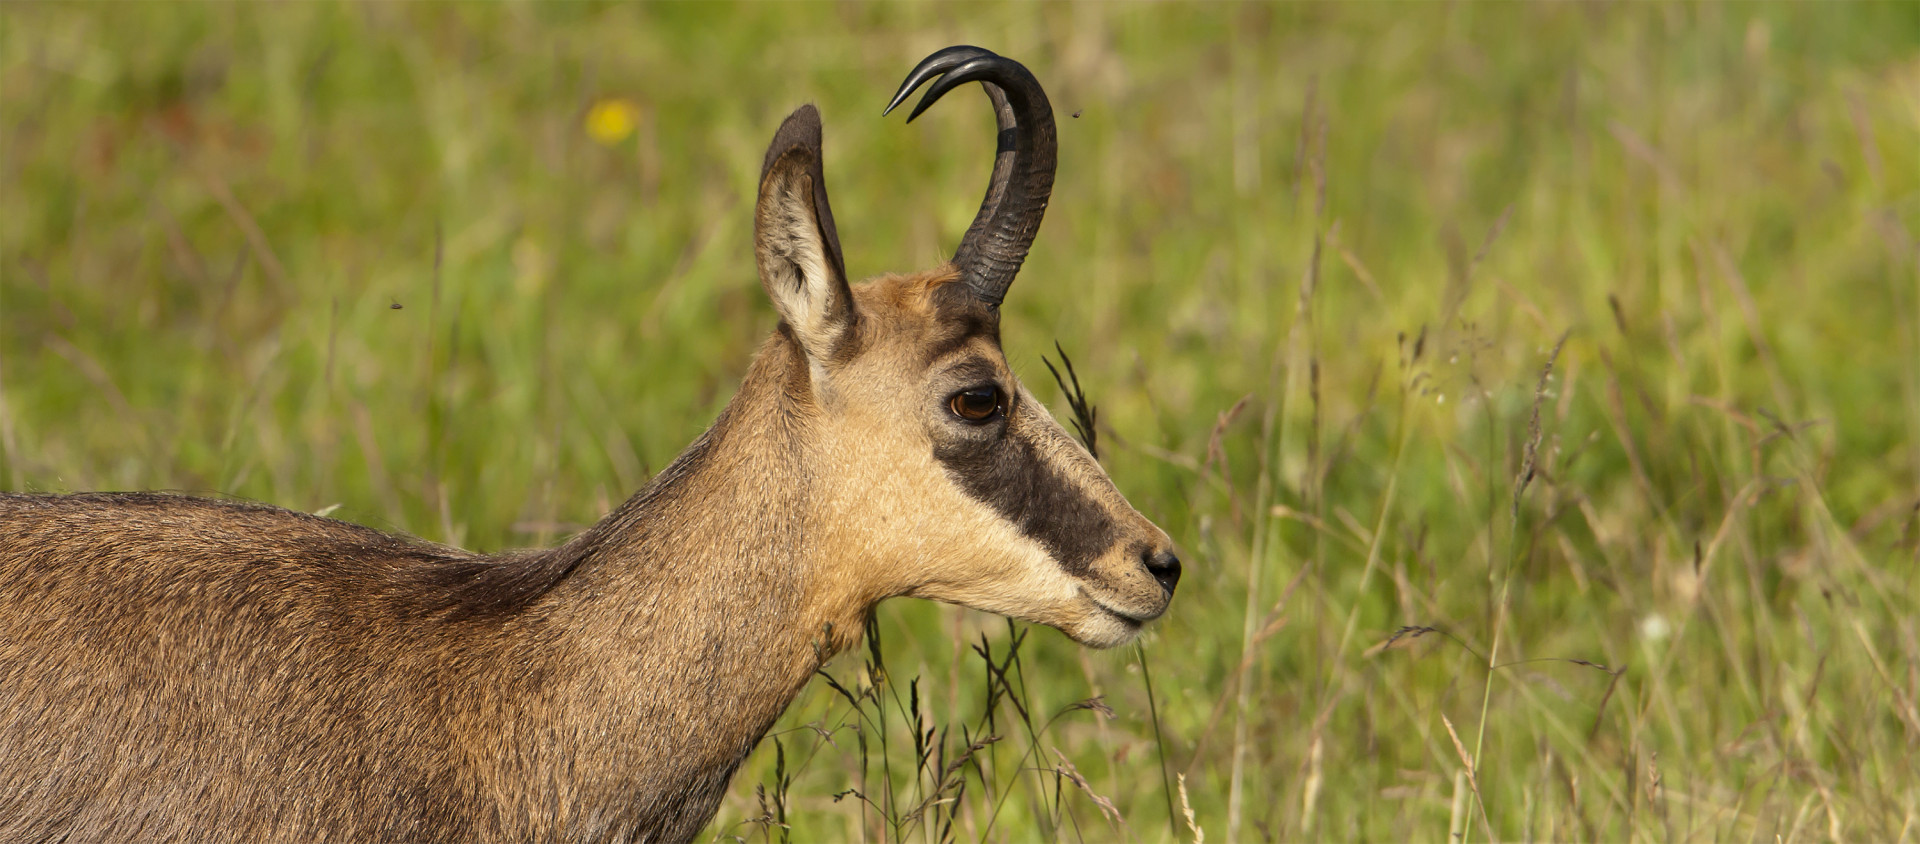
1144;549;1181;595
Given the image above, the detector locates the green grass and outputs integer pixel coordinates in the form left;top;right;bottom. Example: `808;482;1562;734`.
5;2;1919;841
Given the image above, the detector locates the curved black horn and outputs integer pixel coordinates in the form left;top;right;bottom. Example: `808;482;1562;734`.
886;46;1057;308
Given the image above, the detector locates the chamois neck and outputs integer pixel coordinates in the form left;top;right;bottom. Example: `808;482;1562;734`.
534;336;868;764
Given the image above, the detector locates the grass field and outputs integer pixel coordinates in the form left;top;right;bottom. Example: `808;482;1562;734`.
5;3;1919;841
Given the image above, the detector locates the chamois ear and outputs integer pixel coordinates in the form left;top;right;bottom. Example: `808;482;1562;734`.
756;105;854;364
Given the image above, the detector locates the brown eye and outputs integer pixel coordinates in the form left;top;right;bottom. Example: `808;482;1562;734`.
949;386;1006;422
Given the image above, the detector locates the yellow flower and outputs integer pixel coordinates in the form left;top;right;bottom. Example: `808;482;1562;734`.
585;97;640;147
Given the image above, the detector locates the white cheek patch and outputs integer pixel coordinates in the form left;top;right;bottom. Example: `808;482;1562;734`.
896;474;1087;623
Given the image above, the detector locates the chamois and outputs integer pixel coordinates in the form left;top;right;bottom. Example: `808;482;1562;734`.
0;46;1180;843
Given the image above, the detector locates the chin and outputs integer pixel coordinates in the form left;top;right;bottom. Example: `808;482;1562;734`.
1060;606;1146;649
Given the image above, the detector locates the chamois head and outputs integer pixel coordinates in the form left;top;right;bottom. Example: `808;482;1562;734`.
752;46;1179;647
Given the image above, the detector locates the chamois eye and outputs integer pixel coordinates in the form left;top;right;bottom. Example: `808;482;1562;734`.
948;386;1007;423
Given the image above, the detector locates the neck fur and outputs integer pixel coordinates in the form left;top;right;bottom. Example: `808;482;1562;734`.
508;335;868;824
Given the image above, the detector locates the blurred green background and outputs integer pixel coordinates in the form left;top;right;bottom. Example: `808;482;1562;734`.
4;3;1917;841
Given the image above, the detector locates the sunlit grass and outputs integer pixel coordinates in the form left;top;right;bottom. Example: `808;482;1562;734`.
3;2;1917;841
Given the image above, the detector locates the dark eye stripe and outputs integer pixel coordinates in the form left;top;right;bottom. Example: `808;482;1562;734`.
931;424;1115;575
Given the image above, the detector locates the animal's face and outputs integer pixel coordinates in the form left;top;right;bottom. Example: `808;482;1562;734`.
752;49;1179;649
795;273;1178;648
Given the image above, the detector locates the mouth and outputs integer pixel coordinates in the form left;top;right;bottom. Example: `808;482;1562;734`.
1083;589;1155;626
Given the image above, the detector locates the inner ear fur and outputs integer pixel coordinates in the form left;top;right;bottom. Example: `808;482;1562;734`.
755;106;855;363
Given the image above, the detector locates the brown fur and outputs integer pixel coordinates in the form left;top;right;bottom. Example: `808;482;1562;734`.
0;99;1175;843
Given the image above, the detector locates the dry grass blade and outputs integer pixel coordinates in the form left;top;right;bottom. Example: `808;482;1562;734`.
1063;697;1115;721
1441;713;1494;844
1514;331;1570;522
1200;395;1254;526
1177;774;1205;844
1363;624;1461;659
1053;750;1124;829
